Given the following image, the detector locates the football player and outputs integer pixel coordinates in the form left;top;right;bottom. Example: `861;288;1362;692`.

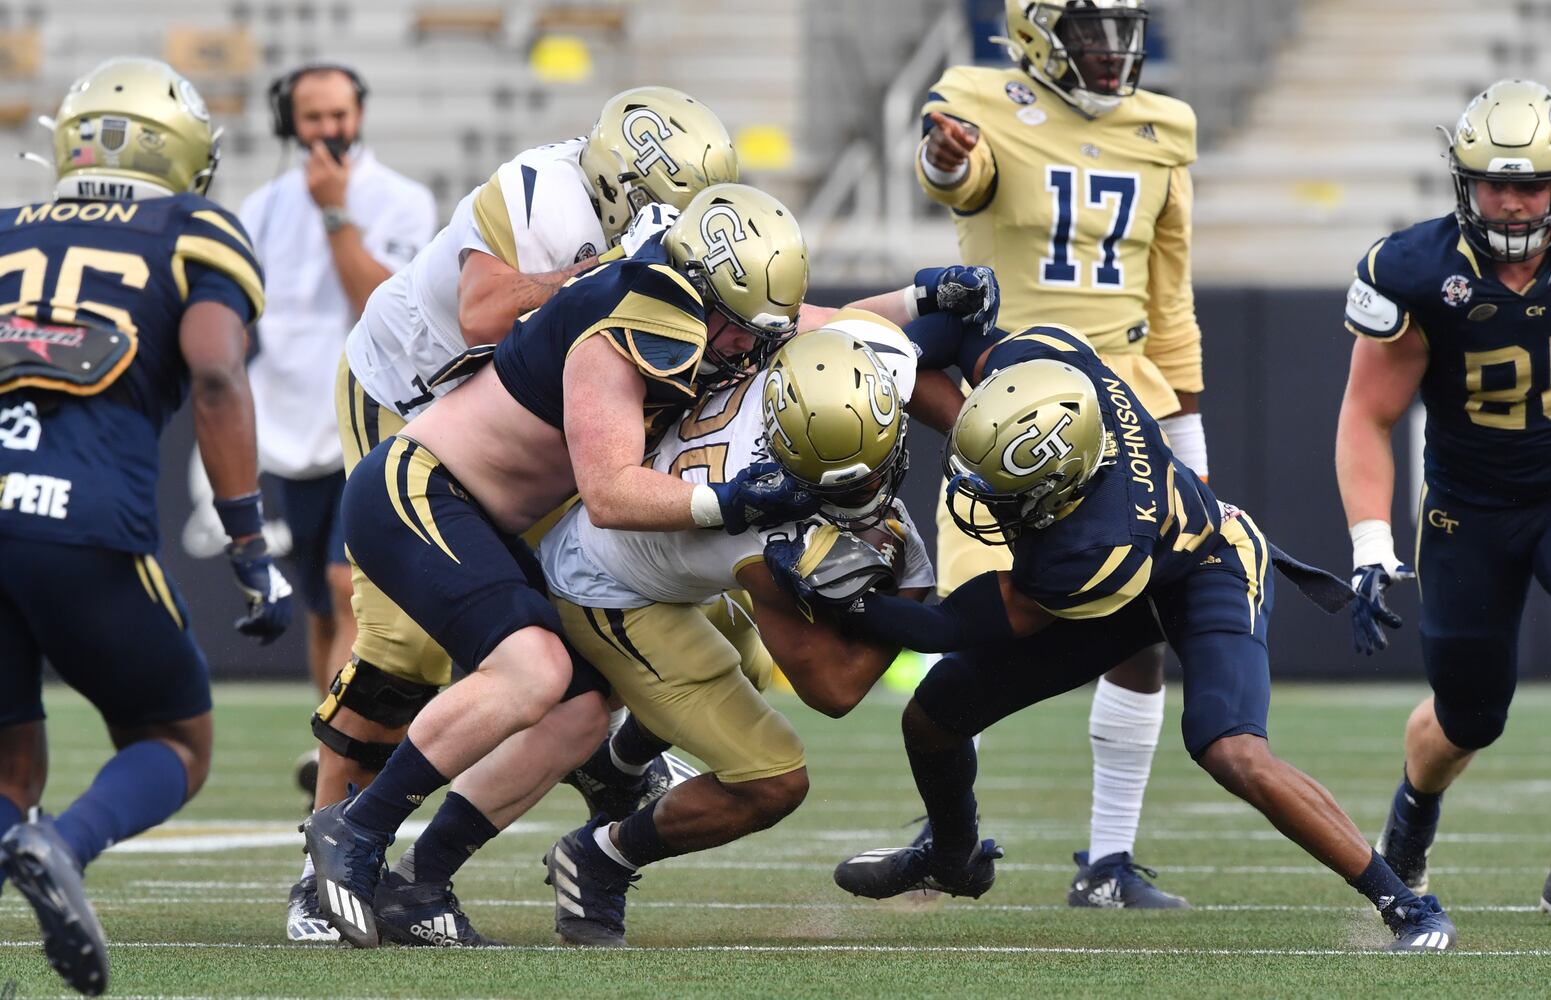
290;86;737;941
0;59;290;994
774;325;1458;951
304;183;818;949
533;319;932;946
1336;80;1551;910
912;0;1207;906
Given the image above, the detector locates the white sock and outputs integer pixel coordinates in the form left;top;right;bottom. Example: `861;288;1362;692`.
1087;677;1164;862
300;853;315;880
608;739;652;777
593;822;638;870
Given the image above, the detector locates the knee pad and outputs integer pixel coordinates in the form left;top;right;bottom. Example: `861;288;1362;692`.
1424;635;1514;751
311;657;439;771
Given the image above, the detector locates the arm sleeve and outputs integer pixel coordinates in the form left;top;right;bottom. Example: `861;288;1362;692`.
361;183;437;272
1012;543;1154;620
1344;238;1410;341
848;572;1015;652
1143;166;1204;394
915;71;998;214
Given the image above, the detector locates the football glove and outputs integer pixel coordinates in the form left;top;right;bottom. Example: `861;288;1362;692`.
709;461;821;535
621;202;680;258
913;265;999;330
1351;562;1414;655
227;535;294;645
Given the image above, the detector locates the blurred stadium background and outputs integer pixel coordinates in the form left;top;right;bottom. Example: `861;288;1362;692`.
3;0;1550;677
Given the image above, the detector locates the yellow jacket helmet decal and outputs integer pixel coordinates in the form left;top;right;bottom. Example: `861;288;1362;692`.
581;86;739;243
998;0;1148;119
665;183;807;383
1448;78;1551;262
763;328;907;526
945;358;1108;542
52;57;218;201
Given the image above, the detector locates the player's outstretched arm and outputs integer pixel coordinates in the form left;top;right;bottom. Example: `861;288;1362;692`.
179;301;293;643
849;571;1050;653
738;563;926;718
456;249;595;346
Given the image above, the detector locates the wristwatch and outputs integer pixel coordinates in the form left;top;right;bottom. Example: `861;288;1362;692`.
320;206;352;234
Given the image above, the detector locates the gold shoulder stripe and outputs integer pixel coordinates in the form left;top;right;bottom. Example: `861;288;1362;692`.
1073;545;1133;597
472;172;521;271
1365;239;1385;283
191;209;255;256
1454;235;1483;280
1054;556;1153;620
174;234;265;317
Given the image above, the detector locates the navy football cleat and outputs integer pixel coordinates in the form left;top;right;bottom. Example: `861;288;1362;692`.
542;817;638;947
285;873;341;943
0;816;110;996
1540;869;1551;916
1376;799;1434;893
1067;850;1190;909
301;796;392;949
834;837;1003;900
563;751;699;823
1385;893;1457;951
373;871;502;948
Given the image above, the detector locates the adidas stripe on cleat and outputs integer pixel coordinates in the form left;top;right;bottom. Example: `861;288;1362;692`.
1067;851;1190;909
373;871;501;948
285;873;341;943
834;837;1003;901
543;818;637;947
301;796;390;949
1385;893;1457;952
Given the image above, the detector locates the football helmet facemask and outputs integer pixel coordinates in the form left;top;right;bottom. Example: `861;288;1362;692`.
998;1;1148;119
1448;79;1551;262
51;57;219;201
762;328;908;528
664;183;807;388
945;358;1110;544
581;86;739;245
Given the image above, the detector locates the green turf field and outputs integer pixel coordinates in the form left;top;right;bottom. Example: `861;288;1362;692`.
3;681;1550;999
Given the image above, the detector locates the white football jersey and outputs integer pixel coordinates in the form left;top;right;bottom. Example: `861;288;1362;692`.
540;370;935;608
345;137;607;417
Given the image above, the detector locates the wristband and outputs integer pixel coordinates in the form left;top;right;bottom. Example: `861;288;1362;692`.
690;484;724;528
920;146;969;188
1349;518;1398;572
214;491;264;539
901;285;921;322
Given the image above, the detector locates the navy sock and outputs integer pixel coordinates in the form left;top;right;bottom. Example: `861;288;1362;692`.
610;715;670;771
54;741;188;869
905;735;980;865
614;804;674;868
1393;769;1443;828
394;792;498;886
345;737;446;837
1349;848;1422;925
0;794;20;840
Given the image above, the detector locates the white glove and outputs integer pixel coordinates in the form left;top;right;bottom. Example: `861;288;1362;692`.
621;202;680;257
1159;411;1209;480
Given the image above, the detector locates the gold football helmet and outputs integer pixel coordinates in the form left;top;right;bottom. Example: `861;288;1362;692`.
1448;79;1551;262
665;183;807;384
763;327;907;527
580;86;740;244
811;308;919;404
945;358;1109;542
52;57;219;200
998;1;1148;118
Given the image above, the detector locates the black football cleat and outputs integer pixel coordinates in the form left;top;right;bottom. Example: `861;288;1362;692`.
562;750;699;823
373;871;502;947
542;817;637;947
834;837;1003;901
0;816;110;996
301;795;391;949
1376;798;1435;893
1067;850;1190;909
1385;893;1457;951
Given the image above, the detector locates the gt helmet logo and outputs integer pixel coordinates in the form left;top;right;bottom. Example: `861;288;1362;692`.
863;372;896;426
698;204;748;280
1002;412;1076;475
622;107;682;179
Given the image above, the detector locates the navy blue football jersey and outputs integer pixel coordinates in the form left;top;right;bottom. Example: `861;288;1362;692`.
1345;214;1551;506
493;238;709;429
984;325;1239;619
0;193;264;552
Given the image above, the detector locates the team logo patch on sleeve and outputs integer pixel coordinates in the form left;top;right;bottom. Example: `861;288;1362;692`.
1441;274;1473;307
1005;81;1036;105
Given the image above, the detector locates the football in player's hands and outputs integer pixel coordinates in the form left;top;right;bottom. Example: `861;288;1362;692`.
852;518;907;594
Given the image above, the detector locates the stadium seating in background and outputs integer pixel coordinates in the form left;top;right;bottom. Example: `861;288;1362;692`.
0;26;39;127
165;26;257;116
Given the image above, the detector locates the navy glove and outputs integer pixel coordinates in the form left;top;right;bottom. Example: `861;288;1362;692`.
227;535;294;645
914;265;999;330
709;461;821;535
1350;562;1414;655
763;534;821;620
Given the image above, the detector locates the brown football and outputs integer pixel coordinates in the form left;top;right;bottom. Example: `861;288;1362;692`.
853;519;907;593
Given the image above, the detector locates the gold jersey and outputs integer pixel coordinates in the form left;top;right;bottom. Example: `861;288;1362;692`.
918;66;1202;418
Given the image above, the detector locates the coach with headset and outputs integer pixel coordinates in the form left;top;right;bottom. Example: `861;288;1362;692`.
239;64;437;722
